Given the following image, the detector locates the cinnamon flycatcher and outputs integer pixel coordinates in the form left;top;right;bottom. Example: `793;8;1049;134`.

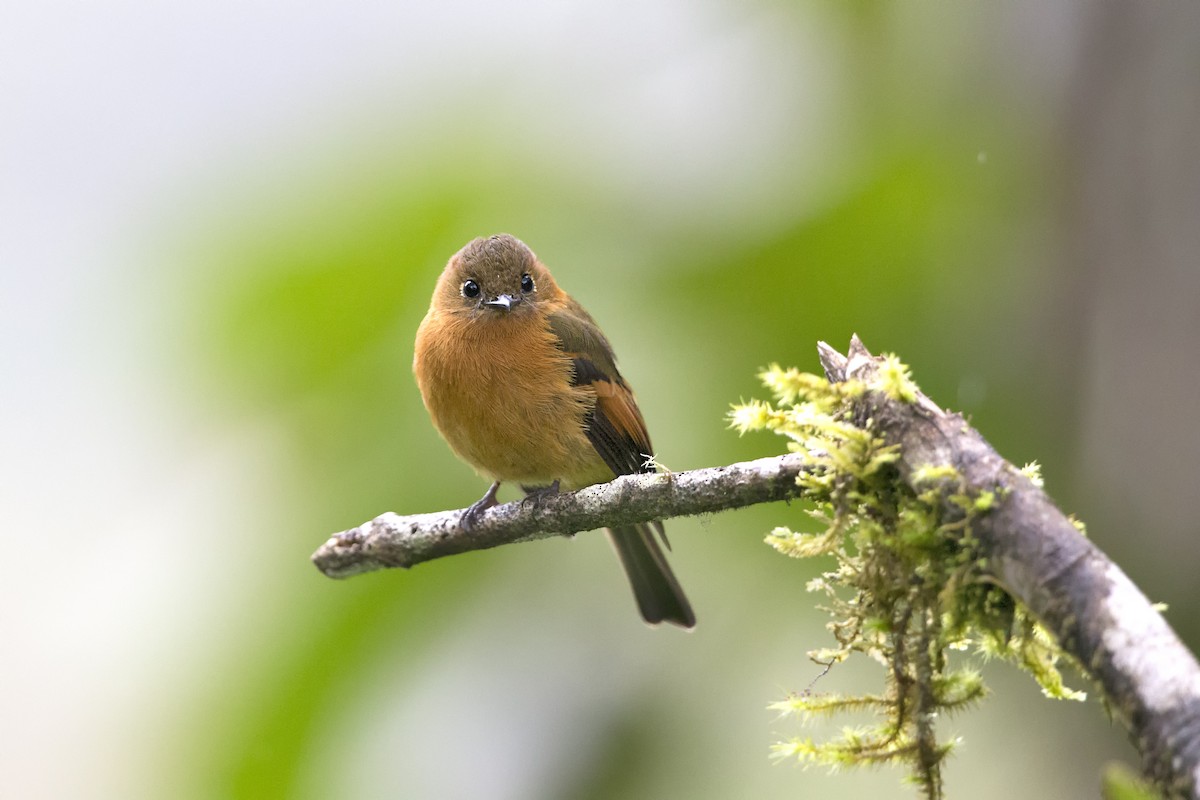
413;234;695;628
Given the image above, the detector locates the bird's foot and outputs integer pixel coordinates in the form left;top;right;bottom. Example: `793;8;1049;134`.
461;481;501;532
521;480;561;506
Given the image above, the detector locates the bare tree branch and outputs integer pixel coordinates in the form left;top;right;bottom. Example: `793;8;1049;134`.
819;336;1200;800
312;453;808;578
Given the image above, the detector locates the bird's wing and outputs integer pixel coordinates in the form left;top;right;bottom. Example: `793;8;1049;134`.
545;298;654;478
546;298;673;555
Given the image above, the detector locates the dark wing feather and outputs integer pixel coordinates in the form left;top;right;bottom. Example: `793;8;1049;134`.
546;300;655;478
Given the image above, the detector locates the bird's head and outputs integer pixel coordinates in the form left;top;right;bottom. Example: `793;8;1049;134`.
433;234;559;321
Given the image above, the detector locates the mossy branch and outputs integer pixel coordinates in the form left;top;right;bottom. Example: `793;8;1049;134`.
812;336;1200;799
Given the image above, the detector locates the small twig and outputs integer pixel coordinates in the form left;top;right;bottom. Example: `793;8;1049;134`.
312;453;809;578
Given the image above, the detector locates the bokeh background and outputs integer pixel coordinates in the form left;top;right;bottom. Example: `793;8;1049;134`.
5;2;1199;798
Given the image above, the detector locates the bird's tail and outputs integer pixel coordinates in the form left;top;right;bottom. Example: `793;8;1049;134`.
607;523;695;629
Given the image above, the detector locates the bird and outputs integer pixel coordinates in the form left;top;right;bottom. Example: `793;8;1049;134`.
412;234;695;628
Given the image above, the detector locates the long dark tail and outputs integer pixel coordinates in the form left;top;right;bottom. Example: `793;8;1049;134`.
607;523;695;629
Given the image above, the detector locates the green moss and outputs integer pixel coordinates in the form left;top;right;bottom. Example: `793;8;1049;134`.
732;362;1083;799
1020;461;1044;488
878;353;919;403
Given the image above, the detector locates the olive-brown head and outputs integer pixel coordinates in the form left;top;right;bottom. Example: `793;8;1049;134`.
431;234;562;322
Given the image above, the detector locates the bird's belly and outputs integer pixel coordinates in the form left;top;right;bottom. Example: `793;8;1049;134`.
418;331;607;487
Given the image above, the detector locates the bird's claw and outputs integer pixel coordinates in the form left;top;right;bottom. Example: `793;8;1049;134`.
461;481;501;532
521;480;561;506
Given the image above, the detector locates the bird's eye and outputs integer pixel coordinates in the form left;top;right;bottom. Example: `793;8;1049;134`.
462;279;480;298
520;273;535;293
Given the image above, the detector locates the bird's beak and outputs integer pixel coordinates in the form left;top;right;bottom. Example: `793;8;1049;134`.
483;294;521;311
